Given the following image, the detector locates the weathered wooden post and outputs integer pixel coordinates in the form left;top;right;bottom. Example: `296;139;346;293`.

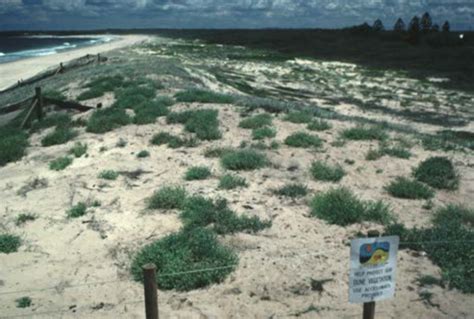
35;87;43;120
362;230;380;319
97;53;101;64
143;263;159;319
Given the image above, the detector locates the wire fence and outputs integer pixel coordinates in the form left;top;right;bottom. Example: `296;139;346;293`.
1;238;472;318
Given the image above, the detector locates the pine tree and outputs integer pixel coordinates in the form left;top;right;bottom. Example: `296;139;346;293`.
442;21;450;32
421;12;433;33
409;16;420;34
394;18;406;32
373;19;385;31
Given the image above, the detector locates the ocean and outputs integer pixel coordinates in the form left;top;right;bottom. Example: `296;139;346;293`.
0;35;114;64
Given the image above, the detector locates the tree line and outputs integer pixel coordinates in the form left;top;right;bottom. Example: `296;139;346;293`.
373;12;450;33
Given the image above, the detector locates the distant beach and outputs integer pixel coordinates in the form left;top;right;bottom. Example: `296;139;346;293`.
0;35;149;91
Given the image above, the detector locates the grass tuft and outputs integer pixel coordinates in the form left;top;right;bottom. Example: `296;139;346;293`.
285;132;322;148
15;297;32;308
68;142;88;158
252;126;276;140
310;187;393;226
15;213;36;226
0;127;29;167
385;177;434;200
221;149;268;171
133;98;172;125
167;109;221;140
413;157;459;190
137;150;150;158
49;156;73;171
310;161;345;182
238;114;272;129
66;202;87;218
274;183;308;198
307;119;332;131
148;186;187;210
283;111;312;124
175;89;234;104
98;170;119;180
185;166;212;181
77;75;124;101
341;126;388;141
218;174;248;190
151;132;199;149
86;107;132;134
41;126;78;147
131;227;237;291
0;234;21;254
204;147;234;158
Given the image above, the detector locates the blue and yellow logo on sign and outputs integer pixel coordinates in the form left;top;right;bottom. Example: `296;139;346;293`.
359;242;390;266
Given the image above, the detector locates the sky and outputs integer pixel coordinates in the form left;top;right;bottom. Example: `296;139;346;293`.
0;0;473;31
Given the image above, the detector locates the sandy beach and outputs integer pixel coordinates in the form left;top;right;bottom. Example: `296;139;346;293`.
0;35;149;91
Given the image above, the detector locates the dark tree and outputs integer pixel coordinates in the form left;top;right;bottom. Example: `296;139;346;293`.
442;21;450;32
409;16;420;34
394;18;406;32
373;19;385;31
421;12;433;33
432;24;440;32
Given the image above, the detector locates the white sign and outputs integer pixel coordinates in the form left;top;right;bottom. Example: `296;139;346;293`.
349;236;399;304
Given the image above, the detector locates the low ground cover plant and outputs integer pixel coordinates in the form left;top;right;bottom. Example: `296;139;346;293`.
148;186;187;209
274;183;308;198
310;161;345;182
15;297;32;308
41;126;78;147
341;126;388;141
151;132;199;148
0;126;29;167
252;126;276;140
385;205;473;293
86;107;132;134
221;149;268;171
218;174;248;190
204;147;234;158
167;109;221;140
310;187;393;226
137;150;150;158
0;234;21;253
133;98;172;125
283;111;313;124
131;227;237;291
385;177;434;199
285;132;322;148
238;114;272;129
49;156;73;171
185;166;212;181
66;202;88;218
69;142;88;158
77;75;125;101
307;119;332;131
413;157;459;190
175;89;234;104
15;213;36;226
98;170;119;180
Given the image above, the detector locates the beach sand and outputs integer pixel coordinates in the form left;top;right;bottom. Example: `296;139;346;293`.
0;35;150;91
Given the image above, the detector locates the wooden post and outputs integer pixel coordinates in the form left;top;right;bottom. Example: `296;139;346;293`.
97;53;101;64
143;264;159;319
363;230;380;319
35;87;43;120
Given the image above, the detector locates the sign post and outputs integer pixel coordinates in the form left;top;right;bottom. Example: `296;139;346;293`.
349;235;399;319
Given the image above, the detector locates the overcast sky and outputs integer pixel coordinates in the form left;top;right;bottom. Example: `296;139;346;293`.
0;0;473;31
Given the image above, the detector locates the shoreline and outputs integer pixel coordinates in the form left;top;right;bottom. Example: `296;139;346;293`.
0;35;150;91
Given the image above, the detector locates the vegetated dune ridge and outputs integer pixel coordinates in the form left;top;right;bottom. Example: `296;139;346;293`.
0;36;473;318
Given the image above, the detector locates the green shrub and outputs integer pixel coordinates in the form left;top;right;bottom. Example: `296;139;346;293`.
310;161;345;182
181;197;271;234
69;142;88;158
221;149;268;171
78;75;124;101
148;186;187;209
252;127;276;140
365;149;383;161
307;119;332;131
150;132;198;149
137;150;150;158
15;213;36;226
0;234;21;253
274;183;308;198
285;132;322;148
218;174;248;190
310;187;393;226
185;166;212;181
175;89;234;104
413;157;459;190
385;177;435;199
131;227;238;291
283;111;312;124
166;111;194;124
167;109;221;141
43;90;67;101
86;107;132;134
0;127;29;166
98;170;119;180
49;156;73;171
417;275;444;288
133;99;172;125
341;126;388;141
385;205;474;293
204;147;234;158
30;113;72;132
66;202;88;218
382;146;412;159
15;297;32;308
113;85;156;109
41;126;78;147
238;114;272;129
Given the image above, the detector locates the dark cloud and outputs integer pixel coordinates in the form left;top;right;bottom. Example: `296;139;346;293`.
0;0;472;30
